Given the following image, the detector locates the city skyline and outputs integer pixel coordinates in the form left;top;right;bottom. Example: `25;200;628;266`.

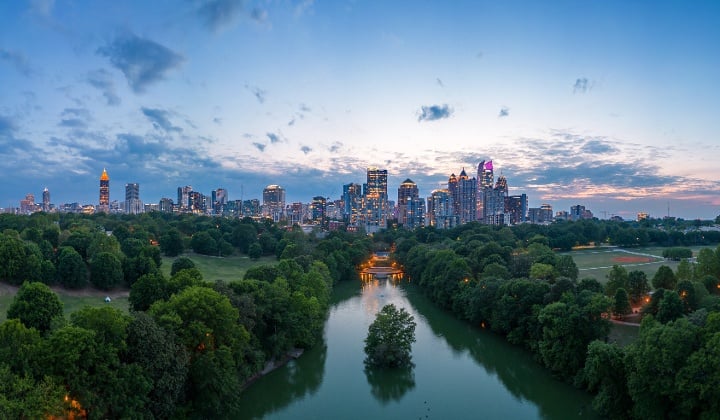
1;1;720;219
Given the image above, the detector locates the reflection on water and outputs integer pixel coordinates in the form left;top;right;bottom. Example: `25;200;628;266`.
365;365;416;405
237;279;597;420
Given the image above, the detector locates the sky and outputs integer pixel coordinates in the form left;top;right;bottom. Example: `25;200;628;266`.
1;0;720;220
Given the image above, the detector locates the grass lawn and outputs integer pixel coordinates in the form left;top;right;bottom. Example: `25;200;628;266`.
0;284;130;324
608;322;640;347
161;252;278;283
1;252;278;323
565;244;718;283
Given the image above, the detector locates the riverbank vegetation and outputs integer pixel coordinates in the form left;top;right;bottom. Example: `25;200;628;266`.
388;220;720;419
0;212;372;418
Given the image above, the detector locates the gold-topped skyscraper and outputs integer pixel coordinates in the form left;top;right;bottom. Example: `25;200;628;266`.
98;168;110;213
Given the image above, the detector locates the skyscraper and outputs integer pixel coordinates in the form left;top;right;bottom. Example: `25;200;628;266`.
397;179;425;229
263;184;286;222
362;167;388;232
177;186;192;211
42;187;50;212
98;168;110;213
427;189;456;229
125;183;143;214
342;183;363;225
212;188;228;215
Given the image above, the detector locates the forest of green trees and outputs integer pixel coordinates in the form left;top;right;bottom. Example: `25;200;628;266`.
0;212;373;418
2;212;720;418
386;221;720;419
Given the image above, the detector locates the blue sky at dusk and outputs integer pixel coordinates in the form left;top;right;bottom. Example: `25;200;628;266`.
1;0;719;219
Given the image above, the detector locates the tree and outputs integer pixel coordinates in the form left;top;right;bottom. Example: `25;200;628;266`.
676;280;698;313
364;304;416;368
90;252;123;290
582;341;632;419
627;270;651;304
529;263;557;282
159;228;184;257
7;282;63;333
129;273;171;312
171;257;196;276
653;265;677;290
605;265;628;297
56;246;87;289
676;259;693;281
612;288;632;318
190;231;217;255
0;235;28;285
555;255;579;280
248;243;262;260
657;291;684;323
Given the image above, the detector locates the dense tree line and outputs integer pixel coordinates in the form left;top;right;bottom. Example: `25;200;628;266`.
389;221;720;419
0;213;373;418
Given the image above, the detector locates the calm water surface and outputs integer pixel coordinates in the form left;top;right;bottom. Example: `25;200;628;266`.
238;279;597;419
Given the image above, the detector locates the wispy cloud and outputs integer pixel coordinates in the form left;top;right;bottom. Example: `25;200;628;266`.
328;142;342;153
573;77;593;94
436;78;444;87
86;69;120;105
498;106;509;117
418;104;453;122
266;132;285;144
197;0;244;31
141;107;182;133
0;49;32;76
98;33;184;93
294;0;315;16
59;107;91;129
245;84;266;103
253;142;266;152
300;145;312;154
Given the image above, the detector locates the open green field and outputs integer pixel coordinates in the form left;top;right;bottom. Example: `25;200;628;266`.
160;252;278;282
608;322;640;347
0;285;130;323
565;245;717;283
1;253;278;323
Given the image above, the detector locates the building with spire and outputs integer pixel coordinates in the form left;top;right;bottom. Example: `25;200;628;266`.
98;168;110;213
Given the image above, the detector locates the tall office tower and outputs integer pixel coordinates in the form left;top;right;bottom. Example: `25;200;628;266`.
483;175;508;225
397;179;418;227
476;160;494;220
188;191;206;214
177;186;192;211
242;199;260;217
457;168;477;224
311;196;327;227
20;193;35;214
98;168;110;213
397;179;425;229
342;183;363;224
448;173;459;215
363;167;388;232
427;189;456;229
540;204;553;222
212;188;228;215
125;183;143;214
42;187;50;212
263;184;286;222
570;204;586;221
505;194;527;225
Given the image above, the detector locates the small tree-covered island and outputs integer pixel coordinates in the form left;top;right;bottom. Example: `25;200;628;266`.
364;303;416;368
2;212;720;418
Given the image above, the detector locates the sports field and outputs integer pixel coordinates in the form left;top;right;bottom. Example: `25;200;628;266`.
568;245;718;283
